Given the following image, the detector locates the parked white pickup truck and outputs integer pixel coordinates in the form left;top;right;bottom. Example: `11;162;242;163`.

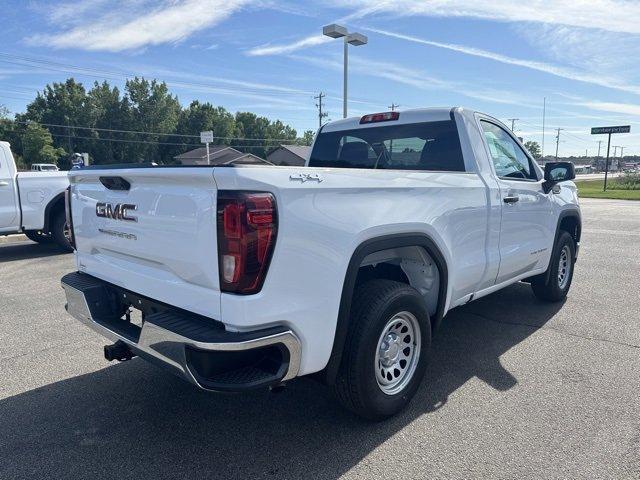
61;108;581;419
0;141;71;250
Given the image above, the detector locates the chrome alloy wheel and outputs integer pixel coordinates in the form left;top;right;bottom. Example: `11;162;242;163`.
557;245;571;290
375;311;421;395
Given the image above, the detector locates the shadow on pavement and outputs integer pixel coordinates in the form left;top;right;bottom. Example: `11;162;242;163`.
0;242;69;263
0;283;563;479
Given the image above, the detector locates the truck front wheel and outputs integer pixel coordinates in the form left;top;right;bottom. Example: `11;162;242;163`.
531;231;575;302
334;280;431;420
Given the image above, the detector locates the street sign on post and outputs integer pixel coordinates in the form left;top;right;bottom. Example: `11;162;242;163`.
200;131;214;165
591;126;630;135
591;125;630;191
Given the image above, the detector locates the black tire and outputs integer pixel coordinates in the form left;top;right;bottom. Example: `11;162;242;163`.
531;231;575;302
24;230;53;244
51;209;73;252
333;279;431;420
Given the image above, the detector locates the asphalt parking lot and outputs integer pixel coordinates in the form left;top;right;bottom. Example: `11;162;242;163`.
1;198;638;479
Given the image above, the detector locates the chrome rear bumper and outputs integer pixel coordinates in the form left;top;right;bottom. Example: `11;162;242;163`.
61;272;301;391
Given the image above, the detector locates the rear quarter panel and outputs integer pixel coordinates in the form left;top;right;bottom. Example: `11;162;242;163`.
17;172;69;230
214;165;491;375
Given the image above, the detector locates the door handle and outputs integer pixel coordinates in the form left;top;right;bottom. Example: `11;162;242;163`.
503;195;519;204
0;181;10;187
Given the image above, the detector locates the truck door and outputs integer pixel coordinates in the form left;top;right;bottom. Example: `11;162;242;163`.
479;120;555;284
0;146;18;229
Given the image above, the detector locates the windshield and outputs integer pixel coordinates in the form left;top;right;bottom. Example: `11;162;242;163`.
309;120;465;172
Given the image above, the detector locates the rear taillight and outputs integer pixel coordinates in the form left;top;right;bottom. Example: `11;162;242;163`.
217;191;277;294
64;186;76;250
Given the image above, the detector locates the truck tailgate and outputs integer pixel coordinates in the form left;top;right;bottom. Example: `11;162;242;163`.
69;168;221;320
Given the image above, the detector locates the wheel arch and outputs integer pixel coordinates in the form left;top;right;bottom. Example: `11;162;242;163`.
42;192;65;233
557;208;581;245
322;233;449;385
538;208;581;285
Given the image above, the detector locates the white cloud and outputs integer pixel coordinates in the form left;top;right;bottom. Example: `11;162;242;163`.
29;0;249;52
344;0;640;34
579;101;640;117
366;28;640;96
246;34;331;56
518;24;640;70
289;53;539;108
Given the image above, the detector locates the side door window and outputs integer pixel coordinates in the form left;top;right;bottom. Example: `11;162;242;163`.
480;121;538;180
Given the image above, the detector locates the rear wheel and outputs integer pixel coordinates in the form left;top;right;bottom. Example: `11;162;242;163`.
531;231;575;302
333;279;431;420
51;210;73;252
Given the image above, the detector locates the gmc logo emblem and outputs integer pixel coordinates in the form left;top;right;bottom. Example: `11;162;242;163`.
96;202;138;222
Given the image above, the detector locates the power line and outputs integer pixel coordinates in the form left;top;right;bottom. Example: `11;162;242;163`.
2;125;292;147
12;120;296;142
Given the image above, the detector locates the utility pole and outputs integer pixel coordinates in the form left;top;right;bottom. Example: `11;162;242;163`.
597;140;603;158
314;92;328;129
507;118;519;132
555;128;563;160
388;103;400;154
542;97;546;158
613;146;619;157
585;149;588;158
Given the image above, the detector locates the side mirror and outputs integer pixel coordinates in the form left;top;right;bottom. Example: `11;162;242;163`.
543;162;575;193
544;161;575;183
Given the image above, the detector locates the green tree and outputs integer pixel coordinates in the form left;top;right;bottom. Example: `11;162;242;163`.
11;77;305;165
18;79;91;155
125;77;180;163
298;130;315;146
22;123;66;166
524;140;542;159
178;101;235;143
86;81;130;164
0;105;24;155
234;112;297;158
167;101;237;162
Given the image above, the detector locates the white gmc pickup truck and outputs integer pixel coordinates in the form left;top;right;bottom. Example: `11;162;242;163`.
61;108;581;419
0;141;71;250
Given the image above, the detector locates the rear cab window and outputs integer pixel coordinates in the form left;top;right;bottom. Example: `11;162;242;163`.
309;120;466;172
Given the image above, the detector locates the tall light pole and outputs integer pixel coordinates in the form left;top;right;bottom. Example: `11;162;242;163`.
323;24;368;118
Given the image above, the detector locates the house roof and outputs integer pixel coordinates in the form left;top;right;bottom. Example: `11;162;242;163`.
173;146;229;160
174;145;272;165
278;144;311;160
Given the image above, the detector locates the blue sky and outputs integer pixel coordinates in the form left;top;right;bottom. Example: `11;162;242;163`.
2;0;640;156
